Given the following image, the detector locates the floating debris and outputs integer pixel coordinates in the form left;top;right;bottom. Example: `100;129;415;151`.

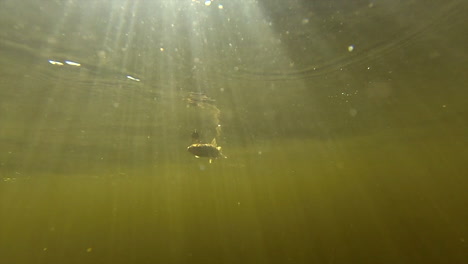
184;92;216;107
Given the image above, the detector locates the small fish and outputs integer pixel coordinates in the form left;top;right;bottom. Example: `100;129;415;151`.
187;138;226;163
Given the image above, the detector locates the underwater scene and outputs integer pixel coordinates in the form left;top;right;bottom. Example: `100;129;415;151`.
0;0;467;263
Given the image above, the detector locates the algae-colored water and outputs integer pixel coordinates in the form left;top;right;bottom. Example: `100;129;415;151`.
0;0;467;263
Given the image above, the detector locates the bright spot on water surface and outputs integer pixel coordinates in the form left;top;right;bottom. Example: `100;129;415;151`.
64;60;81;66
48;60;63;65
126;75;140;82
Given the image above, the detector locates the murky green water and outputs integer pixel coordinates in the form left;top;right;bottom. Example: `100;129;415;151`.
1;0;467;263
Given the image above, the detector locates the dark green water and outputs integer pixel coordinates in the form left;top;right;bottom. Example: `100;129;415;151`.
0;0;467;263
